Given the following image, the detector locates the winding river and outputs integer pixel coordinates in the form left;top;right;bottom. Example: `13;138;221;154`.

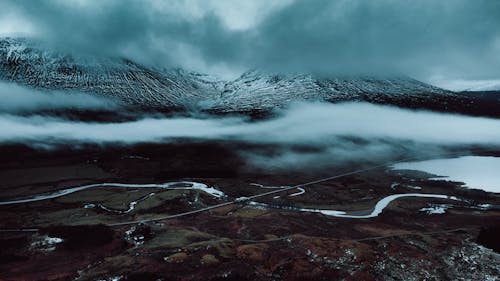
0;181;466;219
294;193;460;218
0;181;224;206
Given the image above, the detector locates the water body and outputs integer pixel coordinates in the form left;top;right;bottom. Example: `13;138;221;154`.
393;156;500;193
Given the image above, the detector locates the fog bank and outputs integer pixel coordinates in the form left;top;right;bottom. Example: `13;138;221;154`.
0;82;119;113
2;101;499;168
2;102;499;145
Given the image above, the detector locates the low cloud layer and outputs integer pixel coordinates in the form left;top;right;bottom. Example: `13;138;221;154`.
1;102;499;168
0;82;118;113
1;0;499;81
2;102;499;144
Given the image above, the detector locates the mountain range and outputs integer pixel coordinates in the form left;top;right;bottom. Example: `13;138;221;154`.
1;37;498;117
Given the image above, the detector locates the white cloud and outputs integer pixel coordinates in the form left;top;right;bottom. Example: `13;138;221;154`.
201;0;294;31
0;82;119;113
0;9;35;37
430;79;500;92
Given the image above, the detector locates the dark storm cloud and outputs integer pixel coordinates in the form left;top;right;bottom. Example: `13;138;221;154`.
1;0;249;75
254;0;500;78
2;0;500;79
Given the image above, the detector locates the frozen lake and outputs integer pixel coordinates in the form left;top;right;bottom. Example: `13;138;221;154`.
393;156;500;193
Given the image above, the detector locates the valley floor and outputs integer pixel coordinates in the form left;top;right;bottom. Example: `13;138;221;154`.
0;144;499;281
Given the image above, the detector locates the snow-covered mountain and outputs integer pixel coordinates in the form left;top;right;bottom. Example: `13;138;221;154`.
1;38;496;117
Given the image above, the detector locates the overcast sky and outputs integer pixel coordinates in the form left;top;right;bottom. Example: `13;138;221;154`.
1;0;499;86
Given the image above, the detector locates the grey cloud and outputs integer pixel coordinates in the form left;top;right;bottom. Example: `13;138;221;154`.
2;0;500;80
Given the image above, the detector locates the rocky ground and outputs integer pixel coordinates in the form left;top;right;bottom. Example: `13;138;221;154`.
0;144;499;281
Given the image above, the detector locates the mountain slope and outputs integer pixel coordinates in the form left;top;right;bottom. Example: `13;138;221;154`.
0;38;223;110
209;70;457;112
1;37;498;117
